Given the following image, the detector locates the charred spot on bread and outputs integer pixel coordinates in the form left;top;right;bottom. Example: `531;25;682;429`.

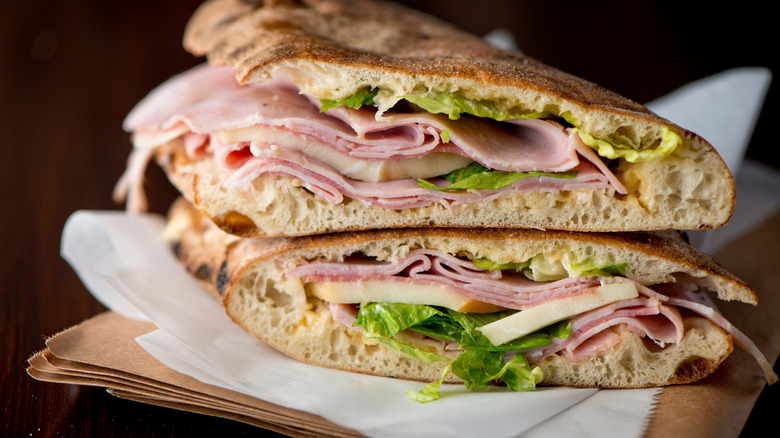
216;260;230;297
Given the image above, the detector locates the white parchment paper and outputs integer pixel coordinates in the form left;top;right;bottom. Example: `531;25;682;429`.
60;67;773;437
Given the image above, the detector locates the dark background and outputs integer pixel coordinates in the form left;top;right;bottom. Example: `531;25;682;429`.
2;1;777;436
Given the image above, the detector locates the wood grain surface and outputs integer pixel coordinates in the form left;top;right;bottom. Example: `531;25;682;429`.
2;1;777;436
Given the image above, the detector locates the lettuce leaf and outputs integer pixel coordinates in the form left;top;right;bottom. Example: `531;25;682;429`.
354;302;440;338
574;126;681;163
500;354;545;391
319;87;378;111
354;303;554;402
417;162;578;191
565;257;627;277
401;92;534;121
406;363;452;403
475;253;627;281
472;257;530;273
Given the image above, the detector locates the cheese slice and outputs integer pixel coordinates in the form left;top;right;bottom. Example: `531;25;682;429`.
305;280;505;313
477;282;639;346
219;125;473;182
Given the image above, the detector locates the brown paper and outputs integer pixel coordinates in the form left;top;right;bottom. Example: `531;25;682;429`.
28;211;780;437
27;312;363;438
644;211;780;438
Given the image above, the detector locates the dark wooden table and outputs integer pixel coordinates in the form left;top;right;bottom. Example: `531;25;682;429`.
3;1;777;436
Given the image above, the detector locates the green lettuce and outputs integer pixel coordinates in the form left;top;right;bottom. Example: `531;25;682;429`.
474;254;627;281
565;257;627;277
573;126;681;163
472;257;530;273
417;162;578;191
319;87;379;111
401;92;538;121
354;303;560;402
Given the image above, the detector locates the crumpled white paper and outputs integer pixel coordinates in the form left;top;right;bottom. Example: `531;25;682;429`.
61;210;598;438
60;67;773;437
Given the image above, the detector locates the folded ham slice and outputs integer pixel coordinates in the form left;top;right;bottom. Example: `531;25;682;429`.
117;63;627;212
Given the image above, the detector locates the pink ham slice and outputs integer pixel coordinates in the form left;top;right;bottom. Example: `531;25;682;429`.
287;249;608;310
117;63;627;212
199;132;612;209
126;64;580;173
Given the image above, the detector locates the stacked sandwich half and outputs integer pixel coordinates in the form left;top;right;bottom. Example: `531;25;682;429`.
115;0;777;401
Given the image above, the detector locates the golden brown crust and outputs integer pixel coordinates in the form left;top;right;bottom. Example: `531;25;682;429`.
185;0;648;117
180;0;733;156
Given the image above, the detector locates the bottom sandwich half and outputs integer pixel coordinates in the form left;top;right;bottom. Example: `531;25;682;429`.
162;198;776;400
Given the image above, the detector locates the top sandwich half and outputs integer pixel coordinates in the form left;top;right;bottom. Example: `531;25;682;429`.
115;0;735;237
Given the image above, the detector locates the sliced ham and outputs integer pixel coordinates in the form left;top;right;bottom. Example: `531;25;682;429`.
128;65;579;173
329;303;360;330
216;143;612;209
561;329;621;362
289;250;671;311
525;298;686;361
117;63;628;213
123;64;241;133
290;250;775;382
288;249;606;310
667;296;778;384
113;147;156;214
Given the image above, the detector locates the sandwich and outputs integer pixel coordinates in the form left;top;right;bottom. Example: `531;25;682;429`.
164;198;776;400
114;0;774;402
115;0;734;237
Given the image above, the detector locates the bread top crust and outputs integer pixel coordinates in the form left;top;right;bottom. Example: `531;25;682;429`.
183;0;637;106
182;0;723;154
165;197;756;305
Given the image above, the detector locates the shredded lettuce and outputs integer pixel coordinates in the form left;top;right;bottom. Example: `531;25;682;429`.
354;303;558;402
319;87;379;111
472;258;530;272
417;162;578;191
474;254;627;281
565;257;627;277
406;363;451;403
401;92;533;121
440;127;450;143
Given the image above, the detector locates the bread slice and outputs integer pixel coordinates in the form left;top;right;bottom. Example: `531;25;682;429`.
163;198;754;388
153;131;732;237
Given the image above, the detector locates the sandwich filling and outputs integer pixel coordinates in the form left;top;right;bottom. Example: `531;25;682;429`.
286;249;777;401
116;63;681;213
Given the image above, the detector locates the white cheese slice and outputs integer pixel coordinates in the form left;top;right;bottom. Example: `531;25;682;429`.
218;125;473;182
305;280;505;313
477;282;639;345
